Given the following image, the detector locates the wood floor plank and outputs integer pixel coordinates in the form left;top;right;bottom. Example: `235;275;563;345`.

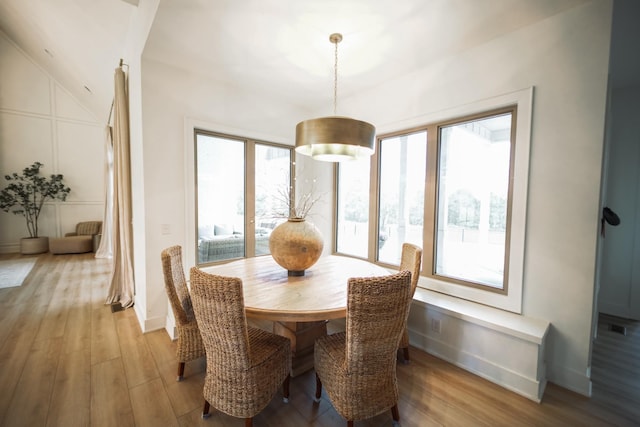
255;395;310;427
115;310;160;388
2;337;62;427
46;348;91;427
129;377;179;427
62;303;92;354
90;303;121;365
90;357;135;427
164;376;206;419
146;327;208;388
33;290;70;343
144;328;179;369
397;355;532;426
1;252;639;427
395;399;446;427
177;407;233;426
0;302;22;353
0;301;49;424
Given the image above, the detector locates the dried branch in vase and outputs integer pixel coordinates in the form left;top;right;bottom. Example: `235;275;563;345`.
272;180;324;220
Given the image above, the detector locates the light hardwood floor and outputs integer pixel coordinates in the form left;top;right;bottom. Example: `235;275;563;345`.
0;252;638;427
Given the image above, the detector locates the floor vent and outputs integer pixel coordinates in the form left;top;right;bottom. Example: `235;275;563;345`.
609;324;627;335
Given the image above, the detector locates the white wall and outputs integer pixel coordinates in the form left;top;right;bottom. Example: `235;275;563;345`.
0;31;104;252
341;1;611;395
138;58;330;331
121;0;160;331
132;0;612;397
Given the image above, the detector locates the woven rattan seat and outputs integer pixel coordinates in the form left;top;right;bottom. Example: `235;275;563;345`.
398;243;422;363
189;267;291;426
161;245;205;381
314;271;413;427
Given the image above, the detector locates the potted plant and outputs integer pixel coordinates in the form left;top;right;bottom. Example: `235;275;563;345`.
0;162;71;254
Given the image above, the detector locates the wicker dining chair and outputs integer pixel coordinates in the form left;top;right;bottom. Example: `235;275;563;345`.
189;267;291;426
161;245;205;381
314;271;413;427
398;243;422;363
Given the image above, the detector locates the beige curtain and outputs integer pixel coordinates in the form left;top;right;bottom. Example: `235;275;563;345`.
105;66;135;308
95;126;113;259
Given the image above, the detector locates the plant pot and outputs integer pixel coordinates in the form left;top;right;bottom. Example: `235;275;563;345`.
20;236;49;255
269;218;324;276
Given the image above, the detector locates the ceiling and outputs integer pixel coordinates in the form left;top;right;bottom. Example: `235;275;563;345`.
0;0;637;123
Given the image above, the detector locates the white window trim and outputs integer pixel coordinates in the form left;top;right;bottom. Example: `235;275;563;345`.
378;87;533;314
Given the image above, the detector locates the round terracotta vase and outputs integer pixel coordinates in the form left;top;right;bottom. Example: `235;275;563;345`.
269;218;324;276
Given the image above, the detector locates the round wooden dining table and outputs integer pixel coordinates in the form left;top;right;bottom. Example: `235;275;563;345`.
202;254;391;375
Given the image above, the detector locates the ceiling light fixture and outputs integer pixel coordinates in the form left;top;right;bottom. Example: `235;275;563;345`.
295;33;375;162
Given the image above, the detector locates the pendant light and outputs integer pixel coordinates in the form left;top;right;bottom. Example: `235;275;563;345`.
295;33;376;162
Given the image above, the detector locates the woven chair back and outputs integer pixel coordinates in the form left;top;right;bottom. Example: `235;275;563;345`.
189;268;251;370
399;243;422;293
345;271;412;374
161;245;195;325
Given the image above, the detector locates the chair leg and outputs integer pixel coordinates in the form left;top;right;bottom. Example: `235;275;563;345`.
282;374;290;403
347;421;354;427
245;418;252;427
314;373;322;402
403;346;410;363
391;404;400;426
177;362;185;381
202;400;211;419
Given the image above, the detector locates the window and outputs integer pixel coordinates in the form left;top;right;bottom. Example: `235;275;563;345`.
195;130;292;265
434;115;513;290
336;158;370;257
377;131;427;265
254;144;292;255
372;108;514;293
335;86;532;313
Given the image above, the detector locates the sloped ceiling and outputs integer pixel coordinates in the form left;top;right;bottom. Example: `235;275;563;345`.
0;0;136;122
3;0;636;124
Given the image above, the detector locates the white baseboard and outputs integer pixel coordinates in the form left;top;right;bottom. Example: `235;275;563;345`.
165;315;177;340
133;302;166;333
410;329;546;402
546;363;592;397
0;244;20;254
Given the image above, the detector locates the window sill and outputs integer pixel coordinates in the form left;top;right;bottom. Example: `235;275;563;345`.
413;286;549;344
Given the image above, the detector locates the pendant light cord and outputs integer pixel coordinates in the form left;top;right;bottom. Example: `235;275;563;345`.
333;38;338;116
329;33;343;116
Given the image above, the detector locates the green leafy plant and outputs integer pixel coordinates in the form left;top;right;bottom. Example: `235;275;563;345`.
0;162;71;238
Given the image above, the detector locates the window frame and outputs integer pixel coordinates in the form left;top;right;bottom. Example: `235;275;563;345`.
426;107;516;295
192;128;294;267
373;129;428;265
335;88;532;313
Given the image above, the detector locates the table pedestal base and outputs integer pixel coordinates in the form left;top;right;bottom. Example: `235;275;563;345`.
274;320;327;377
